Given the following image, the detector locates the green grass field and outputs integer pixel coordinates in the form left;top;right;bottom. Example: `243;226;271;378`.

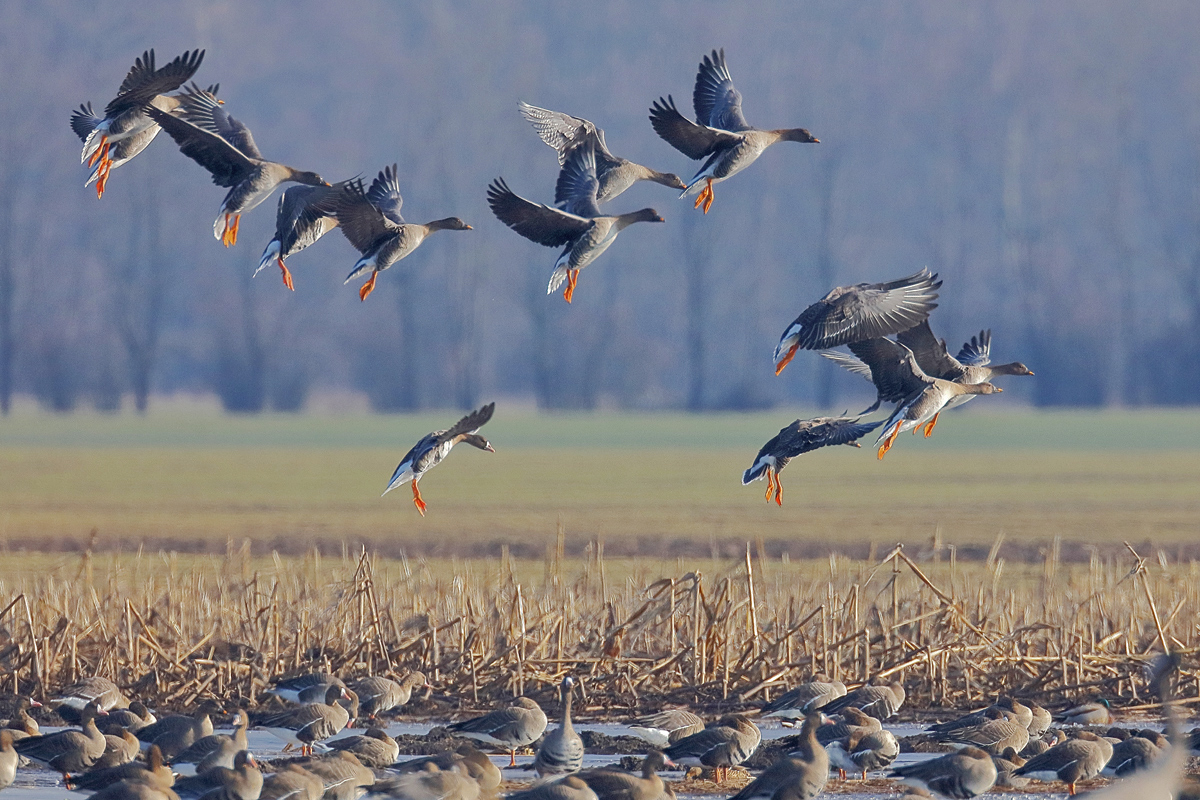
2;405;1199;559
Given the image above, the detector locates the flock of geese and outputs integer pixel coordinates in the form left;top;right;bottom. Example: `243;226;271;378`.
2;671;1197;800
71;46;1031;513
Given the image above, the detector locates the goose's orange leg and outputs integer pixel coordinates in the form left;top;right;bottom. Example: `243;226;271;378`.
563;269;579;303
221;214;233;246
773;472;783;506
921;411;940;438
359;271;378;302
508;748;517;768
775;344;798;375
702;180;715;214
88;136;108;168
693;178;714;213
763;468;775;502
278;256;294;291
228;213;241;246
411;481;427;516
837;769;847;781
877;421;903;460
95;160;112;199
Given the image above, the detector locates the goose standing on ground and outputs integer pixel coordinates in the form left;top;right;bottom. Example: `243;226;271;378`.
889;747;998;799
0;731;17;792
817;682;906;719
534;676;584;776
773;269;942;375
327;728;400;769
742;416;882;506
266;673;346;705
255;179;355;291
351;672;431;719
826;728;899;781
1;697;41;738
446;696;547;767
761;677;846;722
72;49;206;198
173;750;262;800
844;338;1001;459
488;141;664;304
70;744;174;792
136;700;223;760
146;90;328;247
575;750;674;800
257;686;357;756
664;714;760;783
1013;730;1113;795
14;702;108;779
105;703;157;734
327;165;472;301
627;709;705;747
382;403;496;516
54;677;129;714
173;709;249;770
649;49;818;214
519;102;686;202
729;712;827;800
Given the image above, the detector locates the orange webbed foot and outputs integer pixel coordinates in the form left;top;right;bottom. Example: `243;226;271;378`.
877;422;902;460
88;136;109;168
702;179;715;214
95;163;111;199
563;269;578;303
922;411;940;438
228;214;240;246
775;344;799;375
411;481;427;517
773;474;783;506
221;214;233;247
763;468;774;502
278;257;294;291
359;271;378;301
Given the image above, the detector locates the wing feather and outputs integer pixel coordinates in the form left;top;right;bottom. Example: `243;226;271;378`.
692;48;751;131
649;95;742;160
487;178;591;247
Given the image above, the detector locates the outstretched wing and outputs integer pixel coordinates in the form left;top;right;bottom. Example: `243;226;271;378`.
955;330;992;367
819;349;874;381
367;164;405;225
487;178;592;248
649;95;742;160
847;338;933;404
897;320;966;381
434;403;496;447
786;269;942;351
177;87;264;160
553;141;602;218
70;103;102;142
329;179;396;254
780;417;884;456
693;48;751;132
145;106;256;188
106;49;205;118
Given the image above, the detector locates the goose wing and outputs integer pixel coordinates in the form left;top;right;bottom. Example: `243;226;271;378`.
367;164;405;225
177;88;264;160
553;141;602;218
487;178;592;247
897;320;966;380
145;106;256;188
70;103;103;142
693;48;751;132
955;330;992;367
779;417;884;456
105;49;205;118
782;269;942;351
434;403;496;447
846;338;933;404
649;95;742;160
328;179;399;254
519;103;611;164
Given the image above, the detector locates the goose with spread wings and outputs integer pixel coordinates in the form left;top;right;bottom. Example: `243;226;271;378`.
71;49;206;198
488;141;664;304
518;102;685;203
743;416;882;506
253;178;354;291
383;403;496;516
773;269;941;375
847;338;1002;459
823;322;1033;418
146;88;328;247
650;48;818;214
325;164;472;301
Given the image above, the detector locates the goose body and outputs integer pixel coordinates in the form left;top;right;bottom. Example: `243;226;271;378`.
0;731;17;792
889;747;998;799
817;682;906;720
15;703;108;776
575;750;674;800
1057;701;1113;726
105;703;157;734
266;673;346;706
534;676;584;776
761;679;847;721
446;696;547;767
257;686;356;756
54;677;129;713
392;744;501;795
1014;731;1113;794
649;49;817;213
1027;704;1053;736
743;417;881;506
173;710;249;770
136;701;222;761
295;751;374;800
507;776;597;800
939;716;1029;756
93;728;142;769
350;672;430;719
992;747;1030;788
383;403;496;516
71;744;174;792
627;709;704;747
255;180;353;291
826;728;899;780
927;697;1030;734
729;713;826;800
1102;733;1163;777
172;750;261;800
664;714;760;782
327;728;400;769
261;766;325;800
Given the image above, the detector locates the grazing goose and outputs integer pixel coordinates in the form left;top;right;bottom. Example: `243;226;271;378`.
327;165;472;301
1022;729;1067;758
369;761;480;800
927;697;1030;734
295;752;374;800
173;750;262;800
446;696;547;767
105;702;157;734
816;682;906;719
826;728;899;781
1101;732;1164;777
261;765;326;800
93;727;142;769
1;697;41;738
392;744;501;796
937;713;1029;756
519;102;686;202
729;712;827;800
742;416;882;506
627;709;705;747
507;776;597;800
73;49;206;198
266;673;346;706
0;731;17;792
1027;704;1053;737
54;677;129;714
773;269;942;374
811;708;881;747
534;676;584;776
136;700;223;760
488;141;663;303
351;672;431;719
85;778;183;800
1013;730;1113;795
255;179;355;291
327;728;400;769
71;744;174;792
14;701;108;778
173;709;249;770
664;713;760;783
382;403;496;516
1057;700;1113;726
844;338;1001;458
889;746;998;799
992;747;1029;788
575;750;674;800
146;90;328;247
761;678;847;722
649;49;818;213
258;686;357;756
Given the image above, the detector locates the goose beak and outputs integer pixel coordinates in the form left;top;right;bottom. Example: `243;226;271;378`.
851;442;862;448
995;387;1004;392
465;225;473;230
485;444;496;453
1027;370;1035;375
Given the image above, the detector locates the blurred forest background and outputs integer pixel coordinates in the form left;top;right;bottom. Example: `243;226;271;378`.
2;0;1199;415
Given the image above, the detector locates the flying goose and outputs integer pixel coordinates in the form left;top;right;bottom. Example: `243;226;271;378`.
534;675;584;776
1013;730;1113;795
327;728;400;769
728;712;827;800
488;141;664;304
575;750;675;800
446;696;547;767
73;49;206;198
14;701;108;778
350;672;431;719
664;713;760;783
146;90;328;247
890;747;998;799
257;685;357;756
760;678;847;722
382;402;496;516
650;49;818;213
773;269;941;375
255;179;355;291
816;682;906;719
627;709;705;747
742;416;882;506
327;165;472;301
519;102;685;202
